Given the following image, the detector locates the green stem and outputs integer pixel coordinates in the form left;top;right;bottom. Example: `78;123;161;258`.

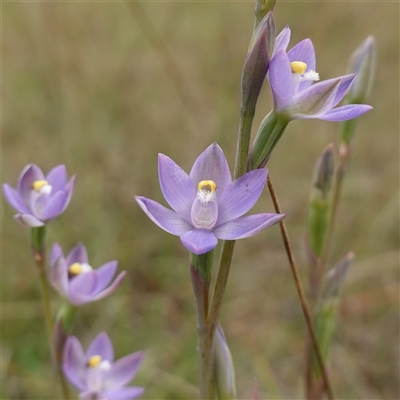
266;176;334;400
30;227;70;400
190;251;215;399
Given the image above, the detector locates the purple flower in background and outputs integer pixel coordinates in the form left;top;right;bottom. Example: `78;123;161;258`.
63;332;144;400
135;143;284;255
268;27;372;121
49;243;126;306
3;164;75;227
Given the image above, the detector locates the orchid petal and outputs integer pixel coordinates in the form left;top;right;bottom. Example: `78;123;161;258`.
273;26;291;54
66;243;89;265
49;257;69;297
17;164;44;204
189;143;232;196
69;271;98;304
331;74;356;107
180;229;218;255
2;184;30;214
319;104;372;121
135;196;192;236
63;336;86;390
90;271;126;302
86;332;114;363
269;50;295;109
217;169;268;226
46;165;67;193
158;154;196;222
214;213;285;240
105;387;145;400
94;261;118;292
14;213;44;227
50;243;64;265
105;352;144;389
61;175;76;212
280;78;340;118
41;191;66;220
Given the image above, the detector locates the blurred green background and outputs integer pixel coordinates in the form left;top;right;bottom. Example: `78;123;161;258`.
2;1;398;399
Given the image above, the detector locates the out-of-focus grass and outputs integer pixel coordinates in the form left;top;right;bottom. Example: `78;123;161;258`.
2;2;398;399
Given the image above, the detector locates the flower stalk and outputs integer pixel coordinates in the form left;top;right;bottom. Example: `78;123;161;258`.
30;226;71;400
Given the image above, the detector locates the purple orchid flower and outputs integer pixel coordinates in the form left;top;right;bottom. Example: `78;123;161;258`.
135;143;284;255
268;27;372;121
3;164;75;227
49;243;126;306
63;332;145;400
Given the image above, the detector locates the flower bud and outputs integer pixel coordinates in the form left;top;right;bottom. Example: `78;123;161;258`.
341;36;376;144
346;36;376;104
213;325;237;400
306;144;335;258
241;12;275;113
312;252;353;375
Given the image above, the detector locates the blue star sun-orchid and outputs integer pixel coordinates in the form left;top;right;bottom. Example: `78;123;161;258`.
135;143;284;255
63;332;144;400
3;164;75;227
269;27;372;121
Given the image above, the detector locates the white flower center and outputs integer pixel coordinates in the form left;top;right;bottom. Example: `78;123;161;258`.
191;180;218;229
68;262;93;276
290;61;320;84
32;180;52;195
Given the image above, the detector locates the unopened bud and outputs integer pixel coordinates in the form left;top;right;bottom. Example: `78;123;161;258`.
214;325;237;400
312;252;353;375
241;12;275;113
306;144;335;257
346;36;376;104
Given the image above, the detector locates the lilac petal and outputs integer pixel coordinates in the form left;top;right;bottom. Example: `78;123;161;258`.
90;271;126;302
17;164;44;204
69;270;97;301
14;213;45;227
214;213;285;240
331;74;356;107
281;78;340;118
105;387;145;400
94;261;118;292
189;143;232;196
66;243;89;265
49;257;69;297
287;39;316;91
41;191;66;220
105;351;144;388
180;229;218;255
158;154;196;222
217;169;268;226
319;104;372;121
3;184;30;214
86;332;114;362
287;39;316;71
63;336;86;390
269;50;295;109
135;196;192;236
46;165;67;193
273;26;291;55
61;175;76;213
50;243;64;266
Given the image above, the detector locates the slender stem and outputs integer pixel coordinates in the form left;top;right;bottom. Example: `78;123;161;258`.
31;228;70;400
190;252;215;399
266;175;333;400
